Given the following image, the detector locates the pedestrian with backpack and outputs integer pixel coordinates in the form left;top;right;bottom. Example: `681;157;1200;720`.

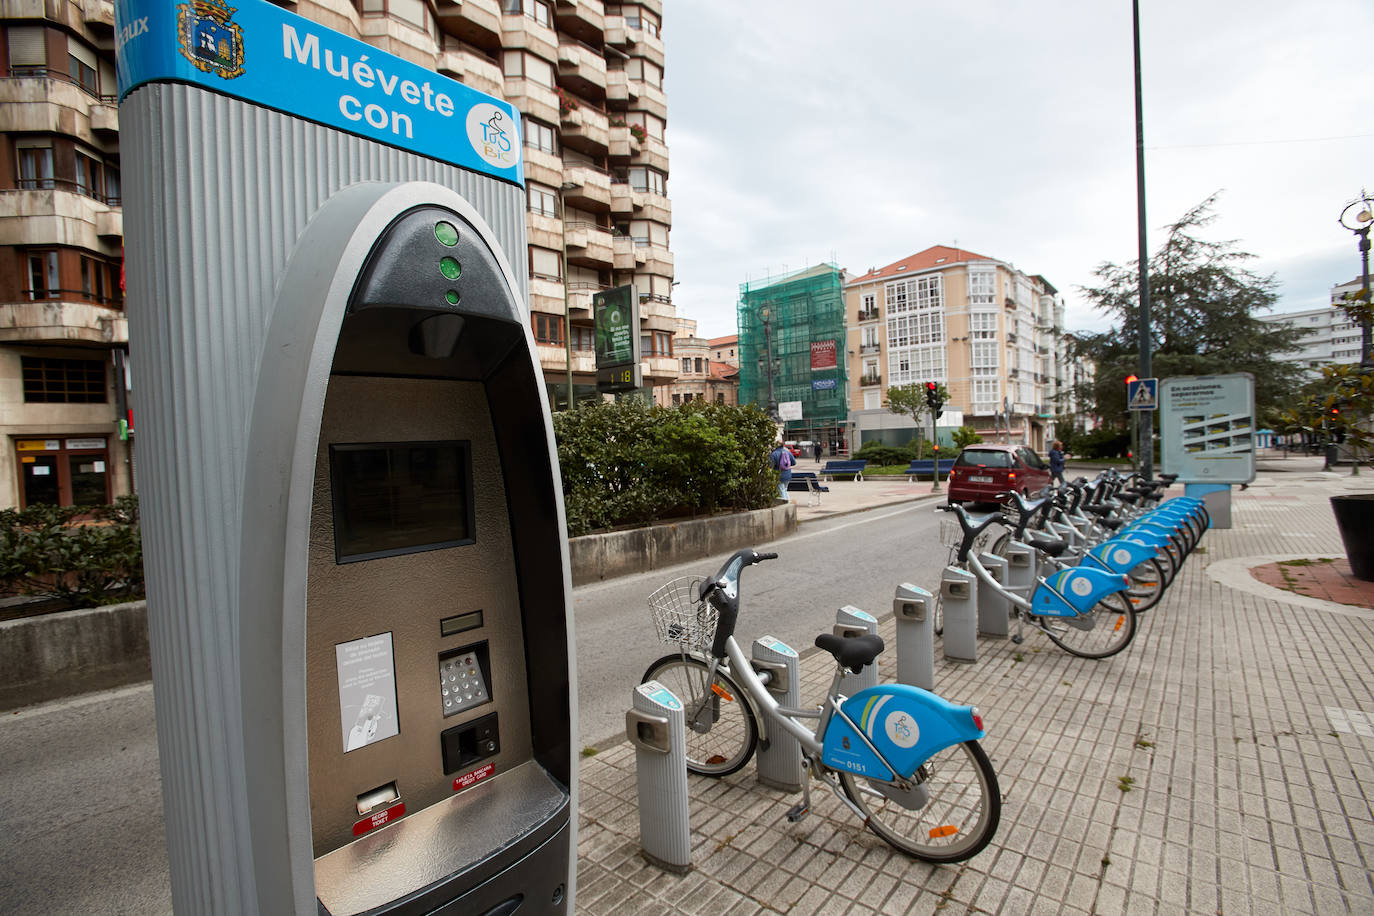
769;440;794;500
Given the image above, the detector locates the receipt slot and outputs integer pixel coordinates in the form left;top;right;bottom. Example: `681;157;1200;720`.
118;1;575;912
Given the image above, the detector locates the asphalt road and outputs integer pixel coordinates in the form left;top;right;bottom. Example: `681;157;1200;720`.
573;499;948;746
0;499;948;916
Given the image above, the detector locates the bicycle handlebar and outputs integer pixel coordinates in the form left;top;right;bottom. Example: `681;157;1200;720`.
697;548;777;657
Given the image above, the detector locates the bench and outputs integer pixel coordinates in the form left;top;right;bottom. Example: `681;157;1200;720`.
786;471;829;506
905;458;956;481
821;459;867;482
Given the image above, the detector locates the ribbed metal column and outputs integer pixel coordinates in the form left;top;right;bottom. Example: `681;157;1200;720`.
751;636;802;792
627;682;690;873
977;553;1011;638
940;568;978;663
121;83;529;915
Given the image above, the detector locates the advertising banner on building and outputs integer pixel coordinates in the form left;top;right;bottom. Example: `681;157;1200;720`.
594;284;637;368
1160;373;1256;484
810;339;837;371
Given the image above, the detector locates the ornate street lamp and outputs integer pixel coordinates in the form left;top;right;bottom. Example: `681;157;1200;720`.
1337;189;1374;367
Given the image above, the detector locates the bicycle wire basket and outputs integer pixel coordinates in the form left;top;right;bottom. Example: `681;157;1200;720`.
648;576;717;652
939;517;964;548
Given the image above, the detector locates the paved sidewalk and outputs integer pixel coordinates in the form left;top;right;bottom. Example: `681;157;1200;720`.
574;467;1374;914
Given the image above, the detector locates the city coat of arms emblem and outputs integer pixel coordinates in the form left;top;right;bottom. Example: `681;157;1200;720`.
176;0;245;80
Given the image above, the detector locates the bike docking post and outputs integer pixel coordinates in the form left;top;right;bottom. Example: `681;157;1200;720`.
892;583;936;691
834;606;880;694
626;681;691;874
976;553;1011;639
940;567;979;663
1002;540;1038;602
751;637;804;792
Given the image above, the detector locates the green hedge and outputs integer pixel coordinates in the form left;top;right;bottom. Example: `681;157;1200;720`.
552;399;778;536
0;496;144;605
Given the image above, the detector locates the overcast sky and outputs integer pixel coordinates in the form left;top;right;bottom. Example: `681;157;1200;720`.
659;0;1374;341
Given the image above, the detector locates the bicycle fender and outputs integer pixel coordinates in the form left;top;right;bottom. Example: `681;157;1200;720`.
1034;565;1129;615
1084;539;1157;574
822;685;984;782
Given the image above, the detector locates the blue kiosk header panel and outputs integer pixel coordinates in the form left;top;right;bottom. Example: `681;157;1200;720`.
115;0;524;185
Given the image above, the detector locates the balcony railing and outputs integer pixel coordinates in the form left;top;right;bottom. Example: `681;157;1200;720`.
18;287;124;308
15;177;121;206
860;342;880;354
857;309;879;322
859;373;881;387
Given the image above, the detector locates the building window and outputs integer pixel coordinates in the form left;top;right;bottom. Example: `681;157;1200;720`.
8;26;47;76
503;0;551;26
642;331;672;357
524;118;557;155
16;437;111;508
503;50;553;87
968;268;996;307
21;356;107;403
628;166;666;195
17;143;54;189
80;256;109;304
527;181;558;217
533;313;563;345
571;325;594;351
67;39;99;94
27;251;60;300
694;357;704;373
529;246;562;280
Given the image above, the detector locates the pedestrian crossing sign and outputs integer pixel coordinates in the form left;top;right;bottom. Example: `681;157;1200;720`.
1127;377;1158;410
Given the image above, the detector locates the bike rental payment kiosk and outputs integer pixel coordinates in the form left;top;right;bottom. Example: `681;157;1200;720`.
117;1;575;913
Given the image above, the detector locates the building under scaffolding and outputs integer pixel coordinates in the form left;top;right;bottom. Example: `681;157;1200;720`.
738;264;850;452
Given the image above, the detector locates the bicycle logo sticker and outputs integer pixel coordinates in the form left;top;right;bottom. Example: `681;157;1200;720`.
884;711;919;749
1113;548;1132;566
1071;576;1093;597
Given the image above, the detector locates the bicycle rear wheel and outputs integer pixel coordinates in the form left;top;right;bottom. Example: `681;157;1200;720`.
642;654;758;776
840;740;1001;863
1037;591;1137;658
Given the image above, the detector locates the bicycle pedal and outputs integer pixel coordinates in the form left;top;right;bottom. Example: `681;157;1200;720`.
1011;634;1024;645
785;802;810;823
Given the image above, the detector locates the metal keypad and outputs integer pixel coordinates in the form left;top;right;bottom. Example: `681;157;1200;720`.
439;652;489;717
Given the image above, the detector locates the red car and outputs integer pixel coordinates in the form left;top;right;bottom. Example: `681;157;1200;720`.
946;445;1052;506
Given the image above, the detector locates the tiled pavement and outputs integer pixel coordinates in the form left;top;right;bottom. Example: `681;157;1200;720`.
573;467;1374;914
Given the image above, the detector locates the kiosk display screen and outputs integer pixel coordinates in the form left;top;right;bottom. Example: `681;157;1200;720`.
330;441;474;562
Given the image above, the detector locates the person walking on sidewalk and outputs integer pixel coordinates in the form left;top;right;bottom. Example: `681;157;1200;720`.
769;440;794;500
1049;439;1067;488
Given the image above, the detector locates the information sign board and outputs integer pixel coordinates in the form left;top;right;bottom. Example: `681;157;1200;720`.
1160;373;1255;483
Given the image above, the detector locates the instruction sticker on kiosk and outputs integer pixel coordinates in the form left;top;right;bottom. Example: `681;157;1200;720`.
336;633;400;752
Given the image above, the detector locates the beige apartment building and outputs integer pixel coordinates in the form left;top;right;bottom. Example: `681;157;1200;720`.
655;319;737;406
844;245;1093;452
0;0;675;509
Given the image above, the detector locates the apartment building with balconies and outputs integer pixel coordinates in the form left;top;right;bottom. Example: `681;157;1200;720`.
1255;281;1366;372
0;0;675;507
844;246;1090;452
1;0;131;509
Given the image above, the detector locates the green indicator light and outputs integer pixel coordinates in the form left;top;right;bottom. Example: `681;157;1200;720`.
439;256;461;280
445;290;460;305
434;221;459;247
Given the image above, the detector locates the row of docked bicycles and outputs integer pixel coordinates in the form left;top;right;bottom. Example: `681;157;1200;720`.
639;469;1209;863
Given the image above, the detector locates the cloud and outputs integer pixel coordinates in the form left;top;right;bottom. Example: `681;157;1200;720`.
662;0;1374;341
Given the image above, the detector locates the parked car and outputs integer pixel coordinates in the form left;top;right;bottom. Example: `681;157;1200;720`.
946;444;1052;506
783;441;802;458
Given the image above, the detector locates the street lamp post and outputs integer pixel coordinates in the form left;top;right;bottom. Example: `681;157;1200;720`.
1338;189;1374;368
761;305;779;421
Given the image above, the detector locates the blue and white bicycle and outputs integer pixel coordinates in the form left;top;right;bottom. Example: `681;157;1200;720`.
643;549;1001;862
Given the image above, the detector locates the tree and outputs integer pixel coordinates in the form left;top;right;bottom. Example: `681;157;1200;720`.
1280;364;1374;473
886;381;950;451
951;426;983;449
1070;193;1304;424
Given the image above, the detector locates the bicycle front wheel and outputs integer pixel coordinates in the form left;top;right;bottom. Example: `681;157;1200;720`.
641;654;758;776
840;740;1001;863
1037;590;1137;658
1123;556;1168;613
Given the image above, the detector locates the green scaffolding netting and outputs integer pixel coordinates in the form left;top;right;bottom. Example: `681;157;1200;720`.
737;264;848;434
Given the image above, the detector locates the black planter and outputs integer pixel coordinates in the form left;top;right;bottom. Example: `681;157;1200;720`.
1331;494;1374;582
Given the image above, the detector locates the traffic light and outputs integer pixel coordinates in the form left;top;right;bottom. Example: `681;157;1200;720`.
925;381;944;419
